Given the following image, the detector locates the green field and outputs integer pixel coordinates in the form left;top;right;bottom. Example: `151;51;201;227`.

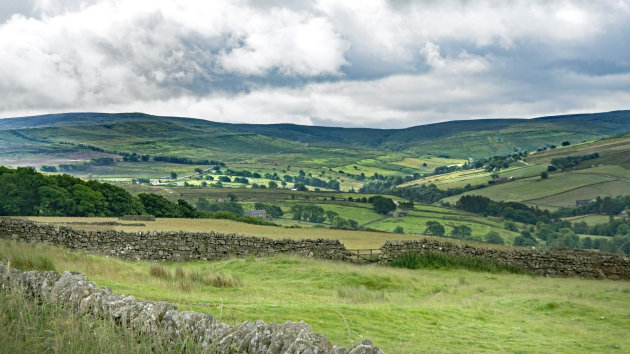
441;172;628;207
2;239;630;352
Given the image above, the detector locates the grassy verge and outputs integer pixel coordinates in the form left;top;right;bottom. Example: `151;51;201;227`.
1;239;630;352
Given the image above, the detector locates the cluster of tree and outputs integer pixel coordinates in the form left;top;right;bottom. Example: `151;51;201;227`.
360;181;484;204
225;169;261;178
570;217;630;237
553;196;630;218
264;172;282;181
195;198;244;216
424;221;445;236
75;143;105;152
254;202;284;218
289;205;326;223
58;157;118;172
550;153;599;171
284;174;340;191
0;167;282;227
371;196;396;215
321;209;359;229
530;222;630;254
121;152;150;162
331;215;359;229
456;195;551;224
153;155;224;166
233;177;249;184
132;178;151;184
137;194;200;218
421;219;507;244
0;166;141;217
452;193;630;253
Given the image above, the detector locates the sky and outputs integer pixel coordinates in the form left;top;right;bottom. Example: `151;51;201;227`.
0;0;629;128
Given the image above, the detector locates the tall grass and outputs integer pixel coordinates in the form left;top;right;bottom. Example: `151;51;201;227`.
0;290;203;353
0;246;55;271
390;252;526;274
149;263;242;290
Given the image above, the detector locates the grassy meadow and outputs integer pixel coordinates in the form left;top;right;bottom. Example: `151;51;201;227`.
1;239;629;353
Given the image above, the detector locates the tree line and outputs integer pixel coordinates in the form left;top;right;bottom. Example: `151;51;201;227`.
0;167;273;227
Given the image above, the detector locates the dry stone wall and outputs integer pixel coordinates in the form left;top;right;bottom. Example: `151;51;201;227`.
380;239;630;280
0;218;352;262
2;218;630;280
0;261;383;354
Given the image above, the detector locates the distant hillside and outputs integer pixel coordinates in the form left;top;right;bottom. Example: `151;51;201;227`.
0;111;630;158
435;132;630;209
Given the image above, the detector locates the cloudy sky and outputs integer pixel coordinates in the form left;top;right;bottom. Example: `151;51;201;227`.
0;0;629;128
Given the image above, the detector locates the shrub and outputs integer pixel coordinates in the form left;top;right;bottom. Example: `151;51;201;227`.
393;226;404;234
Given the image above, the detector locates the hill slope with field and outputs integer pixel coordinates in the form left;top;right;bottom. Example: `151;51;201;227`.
2;110;630;168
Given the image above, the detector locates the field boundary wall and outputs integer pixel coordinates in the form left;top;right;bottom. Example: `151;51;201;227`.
1;218;629;279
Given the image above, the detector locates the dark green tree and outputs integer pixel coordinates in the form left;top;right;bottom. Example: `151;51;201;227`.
138;193;179;217
484;231;505;245
451;225;472;239
372;196;396;215
424;221;445;236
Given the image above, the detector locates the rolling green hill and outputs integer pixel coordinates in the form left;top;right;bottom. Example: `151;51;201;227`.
2;110;630;158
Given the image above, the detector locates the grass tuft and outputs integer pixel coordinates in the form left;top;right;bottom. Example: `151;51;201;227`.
390;252;525;274
337;285;386;303
149;264;171;280
175;267;186;279
205;273;242;288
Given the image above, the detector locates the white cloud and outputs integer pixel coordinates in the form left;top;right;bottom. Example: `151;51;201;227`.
0;0;629;127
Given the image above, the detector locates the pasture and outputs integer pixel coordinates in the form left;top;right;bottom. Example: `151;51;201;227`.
441;171;628;208
2;239;629;353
